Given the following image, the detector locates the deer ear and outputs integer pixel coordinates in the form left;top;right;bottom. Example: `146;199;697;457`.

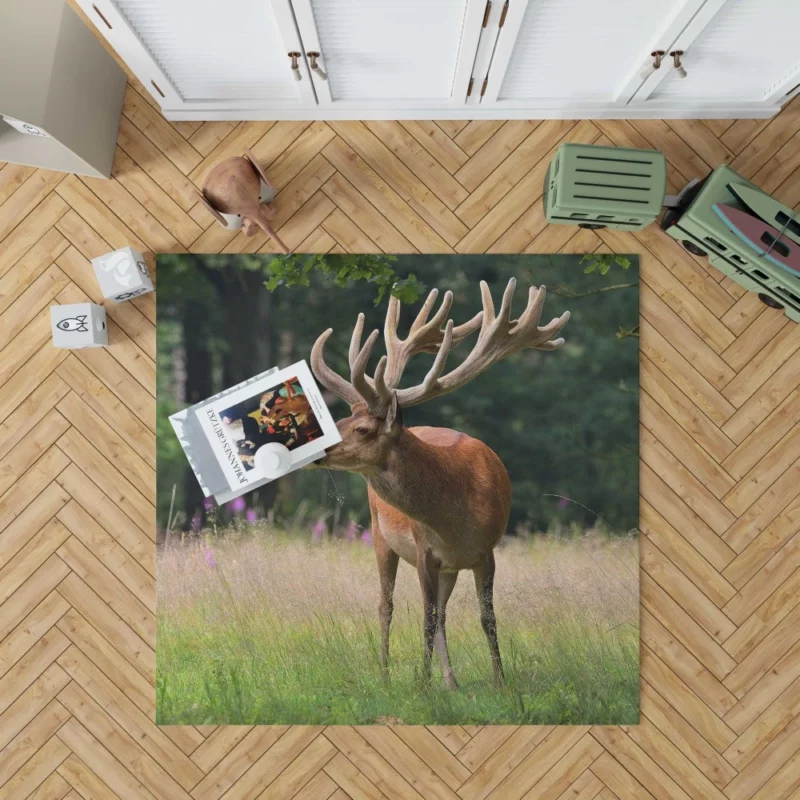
384;392;403;433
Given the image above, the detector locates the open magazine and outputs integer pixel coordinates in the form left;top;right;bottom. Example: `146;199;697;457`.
169;360;341;504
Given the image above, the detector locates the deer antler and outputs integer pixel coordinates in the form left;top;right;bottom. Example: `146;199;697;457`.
310;279;570;414
311;314;383;411
389;278;569;407
311;288;480;412
381;289;483;390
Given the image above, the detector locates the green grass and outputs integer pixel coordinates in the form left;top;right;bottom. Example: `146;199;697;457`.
157;528;639;725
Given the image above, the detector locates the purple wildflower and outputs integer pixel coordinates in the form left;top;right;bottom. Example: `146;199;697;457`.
227;496;246;515
203;497;215;512
557;496;570;509
345;520;359;542
312;519;326;542
246;508;258;523
361;528;373;545
190;512;202;533
202;540;216;568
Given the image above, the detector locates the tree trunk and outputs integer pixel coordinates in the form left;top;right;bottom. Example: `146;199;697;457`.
220;269;280;518
223;270;275;385
181;294;214;528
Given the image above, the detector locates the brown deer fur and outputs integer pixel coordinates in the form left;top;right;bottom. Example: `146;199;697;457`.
311;280;570;688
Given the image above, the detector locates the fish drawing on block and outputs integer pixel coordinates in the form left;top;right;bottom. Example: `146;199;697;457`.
713;204;800;277
57;315;89;332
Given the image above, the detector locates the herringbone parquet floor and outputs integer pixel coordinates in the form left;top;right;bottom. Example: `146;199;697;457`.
2;51;800;798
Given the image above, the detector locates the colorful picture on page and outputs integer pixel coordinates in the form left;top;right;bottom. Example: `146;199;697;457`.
219;377;324;471
194;360;340;493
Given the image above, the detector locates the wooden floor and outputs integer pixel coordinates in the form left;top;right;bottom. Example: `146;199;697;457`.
2;74;800;800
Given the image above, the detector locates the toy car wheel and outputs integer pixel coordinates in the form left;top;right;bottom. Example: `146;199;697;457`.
578;223;606;229
682;240;707;257
758;293;785;310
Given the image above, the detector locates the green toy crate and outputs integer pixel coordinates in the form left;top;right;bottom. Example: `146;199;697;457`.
543;143;667;231
660;164;800;322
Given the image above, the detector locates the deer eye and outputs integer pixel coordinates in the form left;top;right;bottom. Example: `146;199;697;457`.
355;427;370;436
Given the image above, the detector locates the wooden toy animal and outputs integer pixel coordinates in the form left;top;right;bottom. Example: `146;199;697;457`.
196;148;289;253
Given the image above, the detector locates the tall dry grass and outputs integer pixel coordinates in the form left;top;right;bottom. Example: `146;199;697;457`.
157;525;639;725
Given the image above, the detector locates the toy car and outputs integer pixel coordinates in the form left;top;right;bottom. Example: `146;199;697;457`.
660;165;800;322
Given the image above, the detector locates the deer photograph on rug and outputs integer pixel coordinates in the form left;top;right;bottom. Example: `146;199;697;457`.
155;253;640;726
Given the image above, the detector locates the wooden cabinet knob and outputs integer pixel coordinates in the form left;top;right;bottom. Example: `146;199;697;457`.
288;52;302;81
670;50;687;79
640;50;665;81
307;52;327;81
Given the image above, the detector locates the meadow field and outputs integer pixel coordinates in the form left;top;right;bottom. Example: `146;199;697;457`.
156;525;639;725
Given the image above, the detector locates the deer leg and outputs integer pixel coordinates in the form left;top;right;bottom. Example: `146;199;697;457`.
474;553;504;685
416;548;437;682
374;529;399;679
435;571;459;690
417;548;458;689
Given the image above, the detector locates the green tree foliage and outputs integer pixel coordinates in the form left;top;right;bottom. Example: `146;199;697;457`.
581;253;632;275
156;254;639;535
264;253;425;304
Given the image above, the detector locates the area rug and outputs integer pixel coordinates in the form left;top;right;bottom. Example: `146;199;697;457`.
156;253;640;725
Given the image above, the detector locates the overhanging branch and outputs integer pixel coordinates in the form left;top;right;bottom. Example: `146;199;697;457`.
548;282;638;299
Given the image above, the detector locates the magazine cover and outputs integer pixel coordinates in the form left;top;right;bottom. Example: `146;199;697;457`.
194;360;340;493
169;367;280;499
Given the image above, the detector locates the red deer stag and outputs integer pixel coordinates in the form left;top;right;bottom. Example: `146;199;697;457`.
310;278;570;688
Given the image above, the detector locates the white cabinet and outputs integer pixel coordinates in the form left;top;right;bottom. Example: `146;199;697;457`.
636;0;800;106
76;0;800;120
476;0;800;116
79;0;316;111
481;0;689;105
290;0;485;108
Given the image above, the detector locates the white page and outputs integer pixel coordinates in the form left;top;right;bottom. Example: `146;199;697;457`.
193;360;341;494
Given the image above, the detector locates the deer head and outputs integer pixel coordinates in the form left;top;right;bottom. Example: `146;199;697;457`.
311;278;571;473
316;395;403;473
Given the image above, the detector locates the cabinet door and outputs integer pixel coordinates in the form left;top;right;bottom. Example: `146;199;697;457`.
636;0;800;106
289;0;486;107
77;0;316;111
481;0;695;108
